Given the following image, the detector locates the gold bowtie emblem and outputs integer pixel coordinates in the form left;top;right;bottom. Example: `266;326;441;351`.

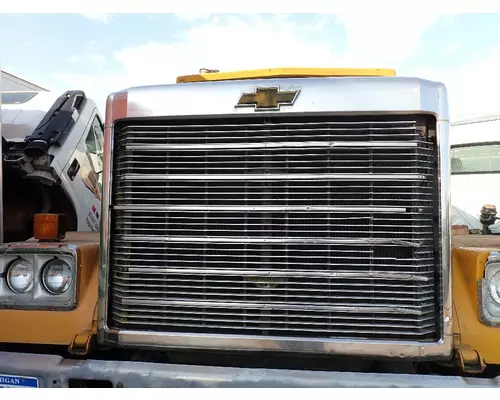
236;87;300;111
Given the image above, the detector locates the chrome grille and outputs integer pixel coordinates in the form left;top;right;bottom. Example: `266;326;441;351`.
108;115;440;342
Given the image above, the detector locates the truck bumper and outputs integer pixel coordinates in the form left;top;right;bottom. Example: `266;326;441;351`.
1;351;500;388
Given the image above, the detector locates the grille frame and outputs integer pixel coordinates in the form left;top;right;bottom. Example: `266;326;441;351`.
98;94;451;358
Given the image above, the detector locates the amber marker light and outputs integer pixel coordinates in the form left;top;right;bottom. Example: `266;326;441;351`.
33;213;67;241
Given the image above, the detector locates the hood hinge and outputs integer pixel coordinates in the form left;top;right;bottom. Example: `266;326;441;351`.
68;304;98;356
454;345;486;374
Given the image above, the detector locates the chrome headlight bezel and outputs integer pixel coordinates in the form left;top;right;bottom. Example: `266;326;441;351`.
41;258;74;295
0;247;77;311
6;258;35;294
479;252;500;327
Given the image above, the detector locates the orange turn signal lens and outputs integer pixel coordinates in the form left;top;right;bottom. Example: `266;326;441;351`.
34;213;67;241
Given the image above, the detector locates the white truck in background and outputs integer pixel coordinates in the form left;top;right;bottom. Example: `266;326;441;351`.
450;115;500;232
1;88;104;243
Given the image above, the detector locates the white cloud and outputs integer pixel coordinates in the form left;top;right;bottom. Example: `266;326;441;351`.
175;13;213;21
88;54;108;68
53;15;345;110
66;55;82;63
446;41;462;54
334;13;443;68
413;46;500;120
80;13;111;23
51;13;488;121
113;15;340;79
66;41;108;69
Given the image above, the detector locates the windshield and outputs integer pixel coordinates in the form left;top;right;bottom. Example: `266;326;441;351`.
451;143;500;174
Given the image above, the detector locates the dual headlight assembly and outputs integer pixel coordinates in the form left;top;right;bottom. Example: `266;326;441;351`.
481;252;500;326
0;250;76;310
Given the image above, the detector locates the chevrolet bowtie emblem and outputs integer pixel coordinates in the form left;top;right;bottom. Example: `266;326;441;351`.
236;87;300;111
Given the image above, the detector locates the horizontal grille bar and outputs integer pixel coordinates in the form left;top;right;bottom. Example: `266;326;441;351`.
117;235;422;247
113;205;411;212
117;173;430;181
124;141;421;150
108;114;441;343
112;270;431;282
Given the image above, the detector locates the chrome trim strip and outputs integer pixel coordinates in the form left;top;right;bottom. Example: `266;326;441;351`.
119;173;429;181
122;120;420;129
125;141;419;151
98;80;452;359
116;331;450;358
113;205;408;213
437;116;452;355
121;268;430;281
120;299;424;316
119;235;421;247
98;93;118;339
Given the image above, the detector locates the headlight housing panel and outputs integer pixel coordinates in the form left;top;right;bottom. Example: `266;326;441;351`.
480;252;500;326
0;248;77;310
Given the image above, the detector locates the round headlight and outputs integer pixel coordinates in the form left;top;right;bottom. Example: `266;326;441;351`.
42;259;73;295
489;270;500;305
7;258;35;294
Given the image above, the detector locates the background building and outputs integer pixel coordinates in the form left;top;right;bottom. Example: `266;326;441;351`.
1;70;49;105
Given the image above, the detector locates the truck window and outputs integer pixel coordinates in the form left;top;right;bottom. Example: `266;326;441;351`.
451;143;500;174
85;115;104;191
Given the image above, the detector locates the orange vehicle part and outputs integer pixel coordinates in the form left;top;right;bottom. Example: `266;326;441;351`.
452;235;500;367
176;67;397;84
0;232;99;347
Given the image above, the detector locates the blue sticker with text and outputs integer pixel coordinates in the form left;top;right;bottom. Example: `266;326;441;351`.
0;374;39;388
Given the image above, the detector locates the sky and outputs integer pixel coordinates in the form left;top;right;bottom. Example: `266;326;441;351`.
1;13;500;120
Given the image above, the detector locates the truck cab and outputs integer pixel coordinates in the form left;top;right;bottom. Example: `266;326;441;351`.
1;90;104;242
0;84;103;385
450;115;500;233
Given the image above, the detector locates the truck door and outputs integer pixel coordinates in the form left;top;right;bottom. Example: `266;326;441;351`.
61;113;104;232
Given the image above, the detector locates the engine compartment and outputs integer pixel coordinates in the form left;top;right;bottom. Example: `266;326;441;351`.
2;155;77;243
